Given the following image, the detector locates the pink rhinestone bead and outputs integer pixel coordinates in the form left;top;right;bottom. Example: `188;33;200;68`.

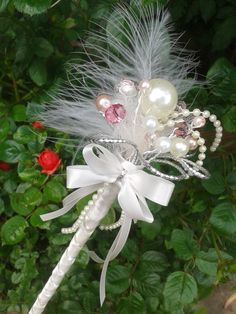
174;121;188;137
105;104;126;124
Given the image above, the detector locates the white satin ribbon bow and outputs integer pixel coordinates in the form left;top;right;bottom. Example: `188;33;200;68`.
40;143;175;304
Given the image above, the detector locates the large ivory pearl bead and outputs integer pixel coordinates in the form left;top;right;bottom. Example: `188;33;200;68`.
95;95;111;112
170;138;189;157
140;79;178;120
155;136;171;153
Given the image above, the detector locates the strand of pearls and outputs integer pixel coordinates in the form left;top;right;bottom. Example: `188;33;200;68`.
61;185;108;234
180;108;222;153
99;211;125;231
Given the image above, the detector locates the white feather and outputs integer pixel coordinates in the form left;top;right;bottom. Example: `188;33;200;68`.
39;2;199;148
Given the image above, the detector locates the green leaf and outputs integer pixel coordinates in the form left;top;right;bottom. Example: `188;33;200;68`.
210;202;236;235
163;271;198;309
12;104;26;122
0;119;10;141
13;125;36;144
139;251;169;273
76;249;89;268
195;251;218;277
212;17;236;50
18;166;41;182
0;198;5;215
118;292;146;314
192;200;207;213
170;229;199;260
223;107;236;132
49;233;72;245
0;0;10;12
43;180;67;203
199;0;216;22
24;187;42;207
29;59;47;86
202;172;225;195
140;219;161;240
82;292;98;313
35;37;54;58
26;101;44;118
30;207;51;228
146;296;160;313
227;171;236;190
206;58;236;101
0;140;25;163
61;18;77;29
133;272;161;296
0;102;7;117
1;216;28;245
11;187;42;216
106;265;130;295
13;0;52;16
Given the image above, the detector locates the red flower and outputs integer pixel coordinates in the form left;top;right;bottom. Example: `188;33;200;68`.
0;161;11;171
32;121;43;129
37;149;61;175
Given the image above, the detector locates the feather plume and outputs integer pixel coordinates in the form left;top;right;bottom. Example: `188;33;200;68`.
39;2;198;151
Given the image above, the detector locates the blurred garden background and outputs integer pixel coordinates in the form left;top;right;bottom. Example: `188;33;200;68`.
0;0;236;313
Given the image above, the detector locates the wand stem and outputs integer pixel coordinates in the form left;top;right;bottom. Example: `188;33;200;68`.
29;182;119;314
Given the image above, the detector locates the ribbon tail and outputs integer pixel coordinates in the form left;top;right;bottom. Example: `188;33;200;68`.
40;184;101;221
100;215;132;306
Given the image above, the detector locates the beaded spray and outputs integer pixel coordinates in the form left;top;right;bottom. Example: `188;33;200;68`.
29;3;223;313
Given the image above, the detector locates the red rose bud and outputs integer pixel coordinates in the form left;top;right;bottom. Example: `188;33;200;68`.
37;149;61;175
32;121;43;129
0;161;11;171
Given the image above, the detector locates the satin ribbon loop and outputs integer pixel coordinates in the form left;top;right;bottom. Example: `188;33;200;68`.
41;144;175;223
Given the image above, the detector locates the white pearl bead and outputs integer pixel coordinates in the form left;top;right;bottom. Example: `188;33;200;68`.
95;95;111;112
182;109;190;117
215;138;221;143
210;147;216;152
185;136;198;150
193;109;201;116
192;131;200;139
216;126;223;132
88;200;93;206
139;80;150;91
212;142;218;148
216;133;222;138
155;136;171;153
140;79;178;119
197;138;205;145
203;110;210;118
198;153;206;160
144;115;157;130
199;145;207;152
167;119;175;127
92;194;98;201
170;138;189;157
209;114;217;122
214;120;221;127
196;160;203;166
98;188;104;194
118;79;137;96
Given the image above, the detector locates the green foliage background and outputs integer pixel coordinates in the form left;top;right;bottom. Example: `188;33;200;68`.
0;0;236;313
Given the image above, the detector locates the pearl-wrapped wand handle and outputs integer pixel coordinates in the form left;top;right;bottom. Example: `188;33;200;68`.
29;182;119;314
